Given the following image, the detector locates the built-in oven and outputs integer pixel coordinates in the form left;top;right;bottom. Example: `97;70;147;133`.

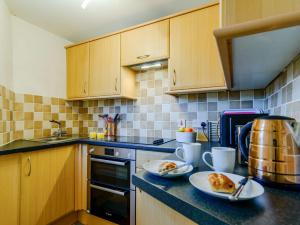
87;145;136;225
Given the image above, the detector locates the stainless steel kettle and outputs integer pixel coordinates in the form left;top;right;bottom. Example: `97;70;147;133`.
239;116;300;186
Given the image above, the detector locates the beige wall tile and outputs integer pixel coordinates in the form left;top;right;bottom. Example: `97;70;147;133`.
24;94;33;103
34;96;43;104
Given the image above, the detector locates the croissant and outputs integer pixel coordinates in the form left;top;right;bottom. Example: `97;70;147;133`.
158;162;177;172
208;173;236;193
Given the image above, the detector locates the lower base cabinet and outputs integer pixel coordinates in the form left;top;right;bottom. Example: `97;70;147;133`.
20;145;76;225
0;154;21;225
136;188;197;225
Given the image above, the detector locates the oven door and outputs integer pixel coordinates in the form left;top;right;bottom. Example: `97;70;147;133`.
90;156;131;190
88;183;133;225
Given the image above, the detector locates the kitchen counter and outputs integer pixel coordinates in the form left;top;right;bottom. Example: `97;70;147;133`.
133;142;300;225
0;136;179;155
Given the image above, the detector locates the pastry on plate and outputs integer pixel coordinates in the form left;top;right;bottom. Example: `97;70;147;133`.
158;162;177;172
208;173;236;194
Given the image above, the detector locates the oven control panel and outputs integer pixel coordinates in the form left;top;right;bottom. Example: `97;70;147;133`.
88;145;136;160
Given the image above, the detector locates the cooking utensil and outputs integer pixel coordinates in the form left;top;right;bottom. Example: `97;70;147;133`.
113;113;119;122
229;176;252;201
98;114;108;121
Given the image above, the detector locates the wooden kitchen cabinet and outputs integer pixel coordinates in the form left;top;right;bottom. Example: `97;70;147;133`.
168;4;226;93
20;145;75;225
89;34;121;96
66;35;136;100
0;154;21;225
66;43;89;99
221;0;300;27
121;20;170;66
136;188;196;225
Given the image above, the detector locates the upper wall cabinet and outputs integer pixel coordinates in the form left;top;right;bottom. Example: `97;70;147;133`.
221;0;300;27
121;20;169;66
89;34;121;96
66;43;89;99
215;0;300;90
168;4;226;93
66;35;136;100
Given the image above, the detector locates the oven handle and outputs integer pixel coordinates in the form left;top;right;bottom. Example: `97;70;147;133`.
90;157;128;166
90;184;127;196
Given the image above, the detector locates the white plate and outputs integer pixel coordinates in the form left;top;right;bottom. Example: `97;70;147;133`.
143;160;193;178
189;171;264;201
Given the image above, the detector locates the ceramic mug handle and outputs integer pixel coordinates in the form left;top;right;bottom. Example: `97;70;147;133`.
202;151;215;170
175;147;185;161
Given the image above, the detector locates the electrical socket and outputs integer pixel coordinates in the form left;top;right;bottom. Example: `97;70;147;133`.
178;119;186;128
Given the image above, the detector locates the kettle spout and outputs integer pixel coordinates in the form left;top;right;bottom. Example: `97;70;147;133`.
289;121;300;148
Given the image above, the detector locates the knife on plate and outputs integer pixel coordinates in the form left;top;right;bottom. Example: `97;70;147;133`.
229;176;252;201
159;163;190;176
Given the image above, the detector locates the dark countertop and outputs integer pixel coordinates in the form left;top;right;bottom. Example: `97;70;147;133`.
133;142;300;225
0;136;179;155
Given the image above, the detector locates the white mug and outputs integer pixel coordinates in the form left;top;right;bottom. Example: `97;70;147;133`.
202;147;236;173
175;143;201;167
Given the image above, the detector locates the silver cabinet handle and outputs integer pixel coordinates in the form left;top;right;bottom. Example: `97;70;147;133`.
137;54;150;60
83;81;87;94
173;69;176;86
91;157;128;166
26;156;31;176
90;184;126;196
115;77;118;91
89;148;95;154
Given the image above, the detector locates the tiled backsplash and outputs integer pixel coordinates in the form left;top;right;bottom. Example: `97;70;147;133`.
0;84;82;145
3;54;300;146
0;86;14;145
80;69;265;139
265;54;300;121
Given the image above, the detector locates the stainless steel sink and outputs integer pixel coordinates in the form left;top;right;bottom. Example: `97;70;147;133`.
30;136;76;143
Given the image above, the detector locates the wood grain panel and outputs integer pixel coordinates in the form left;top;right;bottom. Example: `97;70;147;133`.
136;188;197;225
221;0;300;27
20;146;75;225
0;154;21;225
121;20;169;66
169;4;225;91
78;210;117;225
66;43;89;99
89;34;121;97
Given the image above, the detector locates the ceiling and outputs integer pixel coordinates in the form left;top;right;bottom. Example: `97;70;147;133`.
5;0;211;43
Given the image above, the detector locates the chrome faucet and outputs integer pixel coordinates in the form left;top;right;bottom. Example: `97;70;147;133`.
49;120;66;137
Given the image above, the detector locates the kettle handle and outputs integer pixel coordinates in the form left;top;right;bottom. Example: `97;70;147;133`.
239;122;253;159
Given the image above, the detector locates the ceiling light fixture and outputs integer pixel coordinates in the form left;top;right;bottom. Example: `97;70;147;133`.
141;63;162;70
81;0;91;9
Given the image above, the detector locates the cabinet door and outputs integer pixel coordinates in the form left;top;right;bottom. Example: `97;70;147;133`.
0;154;20;225
121;20;169;66
221;0;300;27
20;146;75;225
66;43;89;99
169;4;225;91
89;34;121;96
136;188;196;225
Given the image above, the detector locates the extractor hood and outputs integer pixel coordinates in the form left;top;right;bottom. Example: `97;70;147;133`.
214;11;300;90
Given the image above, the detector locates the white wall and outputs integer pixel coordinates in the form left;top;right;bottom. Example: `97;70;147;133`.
0;0;13;89
12;16;72;98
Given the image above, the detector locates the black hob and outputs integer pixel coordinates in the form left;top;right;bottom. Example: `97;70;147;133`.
101;136;174;146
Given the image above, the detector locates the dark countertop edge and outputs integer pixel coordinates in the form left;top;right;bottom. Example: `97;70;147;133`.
79;139;176;153
0;138;177;155
132;175;228;225
0;140;79;155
